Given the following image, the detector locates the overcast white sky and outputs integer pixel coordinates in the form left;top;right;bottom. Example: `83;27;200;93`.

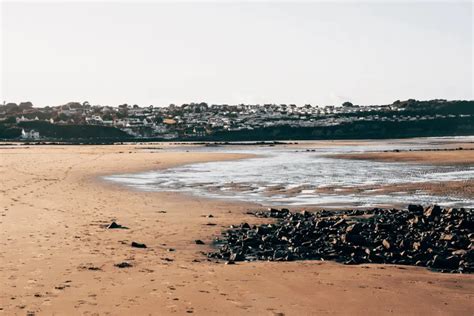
1;1;472;107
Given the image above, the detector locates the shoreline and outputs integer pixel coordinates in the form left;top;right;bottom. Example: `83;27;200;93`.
1;143;473;315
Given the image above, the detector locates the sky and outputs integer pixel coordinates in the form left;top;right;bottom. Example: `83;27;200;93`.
1;1;472;107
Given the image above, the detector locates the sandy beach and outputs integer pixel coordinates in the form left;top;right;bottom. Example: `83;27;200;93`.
1;143;473;315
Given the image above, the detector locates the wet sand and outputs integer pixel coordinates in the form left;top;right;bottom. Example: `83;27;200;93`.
313;180;474;201
260;180;473;204
330;148;474;165
1;144;473;315
324;147;474;202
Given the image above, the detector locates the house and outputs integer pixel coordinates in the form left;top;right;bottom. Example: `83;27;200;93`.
21;129;40;139
85;115;104;125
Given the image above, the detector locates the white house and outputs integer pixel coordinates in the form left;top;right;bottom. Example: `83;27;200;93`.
21;129;40;139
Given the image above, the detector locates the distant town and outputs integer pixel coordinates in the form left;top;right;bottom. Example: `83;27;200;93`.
0;99;473;141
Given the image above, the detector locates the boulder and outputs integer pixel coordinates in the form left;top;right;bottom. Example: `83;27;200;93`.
131;242;147;248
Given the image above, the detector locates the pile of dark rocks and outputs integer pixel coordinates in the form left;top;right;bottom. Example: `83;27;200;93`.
208;205;473;273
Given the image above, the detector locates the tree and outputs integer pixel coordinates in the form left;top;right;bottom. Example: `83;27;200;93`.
342;101;353;107
4;116;16;124
58;113;69;121
102;113;113;121
18;101;33;110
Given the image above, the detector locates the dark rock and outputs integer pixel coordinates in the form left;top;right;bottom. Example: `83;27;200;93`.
115;262;133;268
229;252;244;261
334;218;346;227
408;204;424;213
88;266;101;271
206;205;473;273
431;255;460;270
131;242;147;248
241;223;251;229
107;221;128;229
376;223;393;231
423;205;441;219
346;223;363;235
457;219;474;230
342;233;366;246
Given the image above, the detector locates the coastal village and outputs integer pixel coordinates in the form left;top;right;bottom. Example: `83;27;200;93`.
0;99;471;139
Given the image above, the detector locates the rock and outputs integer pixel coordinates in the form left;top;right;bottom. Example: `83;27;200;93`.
408;204;424;213
440;233;453;241
376;223;393;231
131;242;147;248
431;255;460;270
206;205;473;273
452;249;467;256
195;240;205;245
423;205;441;219
273;250;289;261
333;218;346;227
229;251;244;262
241;223;251;229
301;210;311;217
342;233;366;246
115;262;133;268
87;266;101;271
346;223;363;235
107;221;127;229
457;219;474;230
382;239;391;250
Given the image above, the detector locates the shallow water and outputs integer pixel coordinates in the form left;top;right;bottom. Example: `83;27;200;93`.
105;138;474;208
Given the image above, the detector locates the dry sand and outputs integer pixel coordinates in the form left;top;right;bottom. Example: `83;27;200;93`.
1;144;473;315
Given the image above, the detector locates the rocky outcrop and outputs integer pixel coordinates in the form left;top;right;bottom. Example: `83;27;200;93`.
208;205;473;273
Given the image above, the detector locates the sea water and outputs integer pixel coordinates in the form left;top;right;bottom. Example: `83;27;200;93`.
104;138;474;207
